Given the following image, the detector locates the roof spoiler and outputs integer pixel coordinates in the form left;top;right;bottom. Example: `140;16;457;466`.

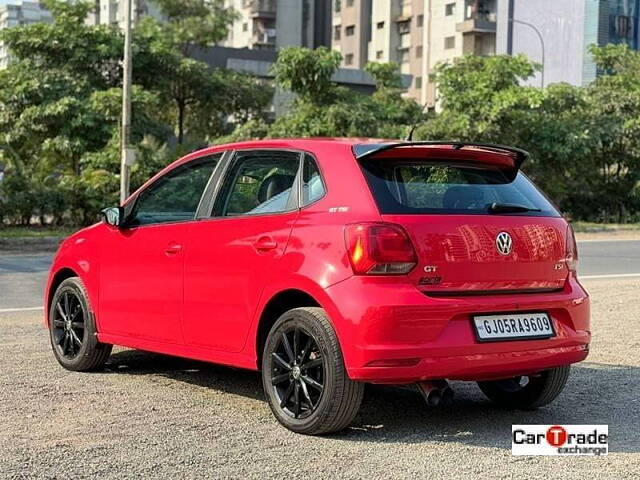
353;141;530;171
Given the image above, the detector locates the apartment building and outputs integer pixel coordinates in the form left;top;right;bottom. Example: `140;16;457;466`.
331;0;372;68
0;0;53;68
222;0;331;51
497;0;640;87
223;0;277;50
85;0;163;29
332;0;496;106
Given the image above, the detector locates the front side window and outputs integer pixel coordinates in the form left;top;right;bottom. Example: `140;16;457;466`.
302;155;326;205
215;150;299;216
129;154;220;226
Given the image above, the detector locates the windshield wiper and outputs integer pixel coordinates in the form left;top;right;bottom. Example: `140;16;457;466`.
488;202;541;214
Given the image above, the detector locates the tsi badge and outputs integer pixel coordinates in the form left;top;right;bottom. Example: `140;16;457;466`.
512;425;608;456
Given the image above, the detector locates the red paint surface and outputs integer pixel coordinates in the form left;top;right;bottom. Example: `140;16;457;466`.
45;139;590;383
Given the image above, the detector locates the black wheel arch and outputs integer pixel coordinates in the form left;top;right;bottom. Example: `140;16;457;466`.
47;268;79;321
256;289;321;369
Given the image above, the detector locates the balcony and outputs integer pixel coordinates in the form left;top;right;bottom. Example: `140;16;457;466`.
456;12;496;34
457;0;496;34
248;0;276;19
252;28;276;49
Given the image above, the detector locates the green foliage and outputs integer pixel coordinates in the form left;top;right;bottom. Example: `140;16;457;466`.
364;61;403;89
0;0;268;226
270;47;342;105
268;49;423;139
3;7;639;227
151;0;237;54
415;48;640;222
1;1;123;88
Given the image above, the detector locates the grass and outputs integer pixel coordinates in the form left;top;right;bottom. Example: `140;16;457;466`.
0;226;76;239
572;221;640;233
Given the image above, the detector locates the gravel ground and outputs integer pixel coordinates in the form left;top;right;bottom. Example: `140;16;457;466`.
1;278;639;479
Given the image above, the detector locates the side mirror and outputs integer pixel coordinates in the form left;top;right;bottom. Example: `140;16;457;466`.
101;206;124;227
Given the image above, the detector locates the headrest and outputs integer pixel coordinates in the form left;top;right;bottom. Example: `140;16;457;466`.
258;174;294;203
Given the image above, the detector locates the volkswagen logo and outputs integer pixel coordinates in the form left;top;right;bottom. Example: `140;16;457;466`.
496;232;513;255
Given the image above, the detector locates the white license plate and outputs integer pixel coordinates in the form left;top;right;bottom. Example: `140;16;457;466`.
473;312;555;342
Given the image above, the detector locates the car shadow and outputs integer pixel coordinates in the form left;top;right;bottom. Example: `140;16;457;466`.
105;350;639;453
104;348;265;402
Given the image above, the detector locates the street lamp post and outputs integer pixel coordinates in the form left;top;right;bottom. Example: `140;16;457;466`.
510;18;545;88
120;0;133;204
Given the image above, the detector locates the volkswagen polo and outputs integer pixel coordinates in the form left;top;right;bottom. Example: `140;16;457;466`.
45;139;590;435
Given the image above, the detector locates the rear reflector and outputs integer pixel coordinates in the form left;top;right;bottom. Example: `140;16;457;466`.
344;223;417;275
366;358;421;367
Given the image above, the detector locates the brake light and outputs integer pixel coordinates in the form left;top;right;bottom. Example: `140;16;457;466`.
565;224;578;273
344;223;417;275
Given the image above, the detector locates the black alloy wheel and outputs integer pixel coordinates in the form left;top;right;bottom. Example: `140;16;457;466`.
49;277;112;371
51;290;86;360
270;326;325;419
262;307;364;435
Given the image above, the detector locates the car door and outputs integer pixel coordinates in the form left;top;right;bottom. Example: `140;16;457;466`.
99;154;221;343
183;149;302;352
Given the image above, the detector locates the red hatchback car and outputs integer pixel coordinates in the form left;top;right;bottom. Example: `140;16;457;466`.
46;139;590;434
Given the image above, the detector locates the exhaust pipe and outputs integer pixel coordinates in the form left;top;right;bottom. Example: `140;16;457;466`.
416;380;454;407
416;381;442;406
440;385;454;405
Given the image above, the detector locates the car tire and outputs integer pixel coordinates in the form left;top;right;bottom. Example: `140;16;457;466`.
261;307;364;435
477;365;571;410
49;277;112;372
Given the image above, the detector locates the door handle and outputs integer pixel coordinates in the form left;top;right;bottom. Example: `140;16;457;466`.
254;236;277;252
165;243;183;255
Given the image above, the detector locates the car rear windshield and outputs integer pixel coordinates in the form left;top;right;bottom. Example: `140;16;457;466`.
359;159;560;216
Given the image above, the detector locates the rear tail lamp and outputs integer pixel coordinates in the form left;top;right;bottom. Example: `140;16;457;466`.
565;224;578;273
344;223;417;275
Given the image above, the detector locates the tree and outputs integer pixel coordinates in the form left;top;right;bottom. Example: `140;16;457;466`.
270;46;342;105
0;0;265;225
2;0;123;89
136;3;266;144
414;49;640;222
150;0;237;55
581;44;640;221
267;48;422;139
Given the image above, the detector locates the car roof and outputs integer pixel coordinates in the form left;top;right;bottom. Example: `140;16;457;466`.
127;138;384;204
126;137;530;204
179;137;388;162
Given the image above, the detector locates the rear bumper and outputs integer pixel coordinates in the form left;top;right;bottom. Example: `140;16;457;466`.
325;275;590;384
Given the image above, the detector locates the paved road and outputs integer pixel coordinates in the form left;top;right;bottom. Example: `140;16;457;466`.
1;278;638;478
577;239;640;277
0;254;51;310
1;239;639;310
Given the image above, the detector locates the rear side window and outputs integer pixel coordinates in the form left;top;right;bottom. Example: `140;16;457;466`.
359;160;559;216
215;150;299;216
302;154;326;205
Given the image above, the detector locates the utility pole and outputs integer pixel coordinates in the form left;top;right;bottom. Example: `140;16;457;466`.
120;0;133;204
